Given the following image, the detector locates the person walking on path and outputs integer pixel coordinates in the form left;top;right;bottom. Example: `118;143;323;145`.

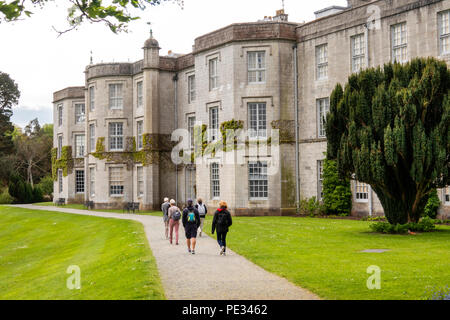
167;199;181;245
195;198;207;237
212;201;233;256
182;199;200;254
161;197;170;239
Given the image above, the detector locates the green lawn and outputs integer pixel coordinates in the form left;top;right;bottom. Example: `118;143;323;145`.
203;216;450;300
0;206;165;300
34;202;162;217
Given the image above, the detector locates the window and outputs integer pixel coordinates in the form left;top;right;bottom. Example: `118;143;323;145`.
209;107;219;142
109;122;123;151
75;103;85;124
188;75;196;103
186;166;196;201
75;134;85;158
351;34;366;72
248;103;267;139
316;44;328;80
89;167;95;197
355;181;369;202
137;120;143;150
248;51;266;83
187;116;196;148
317;98;330;138
89;86;95;111
137;166;144;197
318;160;324;200
75;170;85;193
444;187;450;206
109;167;124;196
439;10;450;55
109;84;123;109
58;169;63;193
58;135;63;159
58;105;63;126
210;162;220;199
137;81;143;108
89;124;95;152
209;58;218;90
391;23;407;63
249;161;268;199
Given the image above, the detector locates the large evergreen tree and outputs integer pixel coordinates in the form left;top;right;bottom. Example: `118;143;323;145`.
326;57;450;224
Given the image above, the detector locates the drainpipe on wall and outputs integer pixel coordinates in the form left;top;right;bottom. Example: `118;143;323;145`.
293;44;300;211
173;73;179;204
363;23;372;217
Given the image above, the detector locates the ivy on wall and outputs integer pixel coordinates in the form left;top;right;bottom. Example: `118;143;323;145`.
51;146;74;181
92;134;175;169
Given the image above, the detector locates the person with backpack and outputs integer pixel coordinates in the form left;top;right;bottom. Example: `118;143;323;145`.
195;198;207;237
182;199;200;254
161;197;170;239
167;199;181;245
211;200;232;256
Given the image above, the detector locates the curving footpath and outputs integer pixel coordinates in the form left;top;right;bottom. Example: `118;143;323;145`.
13;204;320;300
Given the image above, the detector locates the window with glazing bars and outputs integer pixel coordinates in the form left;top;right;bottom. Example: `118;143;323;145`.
249;161;268;199
109;83;123;109
89;87;95;111
188;75;195;103
89;167;95;197
89;124;95;152
58;135;62;158
351;34;366;72
318;160;324;200
137;81;143;108
187;116;195;148
391;23;407;63
58;105;63;126
209;58;218;90
444;187;450;205
316;44;328;80
109;123;123;151
248;103;267;139
355;181;369;202
210;162;220;199
75;134;85;158
439;11;450;55
209;107;219;141
109;167;124;196
137;166;144;197
75;170;85;193
137;121;143;150
317;98;330;138
75;103;85;123
58;169;63;193
248;51;266;83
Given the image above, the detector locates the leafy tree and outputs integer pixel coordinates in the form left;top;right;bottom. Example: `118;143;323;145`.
36;175;53;199
326;58;450;224
0;72;19;175
423;189;440;219
0;0;182;33
14;118;53;187
322;158;352;216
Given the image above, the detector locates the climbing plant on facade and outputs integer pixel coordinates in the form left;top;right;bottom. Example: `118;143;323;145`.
51;146;74;181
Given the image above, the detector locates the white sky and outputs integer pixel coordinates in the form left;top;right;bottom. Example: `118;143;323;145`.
0;0;347;128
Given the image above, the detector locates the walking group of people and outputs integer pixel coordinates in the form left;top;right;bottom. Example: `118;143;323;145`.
161;197;232;256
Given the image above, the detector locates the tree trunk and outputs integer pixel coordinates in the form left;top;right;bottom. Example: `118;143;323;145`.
27;160;33;187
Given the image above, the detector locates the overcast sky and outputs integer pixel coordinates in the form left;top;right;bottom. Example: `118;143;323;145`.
0;0;347;128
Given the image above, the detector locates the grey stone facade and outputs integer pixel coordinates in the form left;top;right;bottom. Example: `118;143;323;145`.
53;0;450;218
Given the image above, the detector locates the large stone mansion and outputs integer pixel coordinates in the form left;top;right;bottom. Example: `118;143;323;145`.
53;0;450;218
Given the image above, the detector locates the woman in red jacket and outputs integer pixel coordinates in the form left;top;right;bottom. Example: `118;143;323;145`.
211;200;233;256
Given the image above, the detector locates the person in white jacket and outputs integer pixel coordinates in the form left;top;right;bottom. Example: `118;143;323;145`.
195;198;208;237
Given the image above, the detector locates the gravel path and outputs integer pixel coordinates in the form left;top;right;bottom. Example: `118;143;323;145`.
13;204;320;300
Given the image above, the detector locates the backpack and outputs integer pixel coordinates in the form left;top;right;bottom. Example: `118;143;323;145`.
172;210;181;221
217;212;228;228
187;210;195;223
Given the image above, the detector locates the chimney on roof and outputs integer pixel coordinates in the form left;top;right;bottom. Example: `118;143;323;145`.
273;9;288;22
